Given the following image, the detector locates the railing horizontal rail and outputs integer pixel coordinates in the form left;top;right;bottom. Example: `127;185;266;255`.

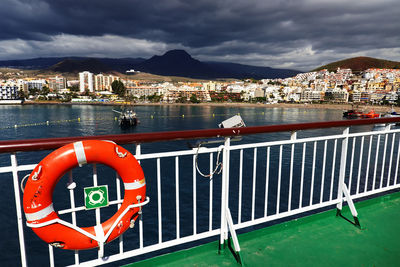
4;116;400;266
1;117;400;153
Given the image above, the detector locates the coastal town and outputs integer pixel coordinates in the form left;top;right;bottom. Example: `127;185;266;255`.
1;67;400;105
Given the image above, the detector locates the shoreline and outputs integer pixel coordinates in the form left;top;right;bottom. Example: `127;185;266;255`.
19;100;400;112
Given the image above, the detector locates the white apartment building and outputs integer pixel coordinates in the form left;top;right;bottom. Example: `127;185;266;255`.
0;85;19;100
203;81;216;92
48;76;67;92
127;86;161;98
301;89;324;102
94;74;118;92
331;89;349;102
254;88;265;98
26;79;46;91
79;71;94;93
351;90;361;102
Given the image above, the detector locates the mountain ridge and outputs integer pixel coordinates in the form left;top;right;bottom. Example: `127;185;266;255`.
313;56;400;72
0;50;300;79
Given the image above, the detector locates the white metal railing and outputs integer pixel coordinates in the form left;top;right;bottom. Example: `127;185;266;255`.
2;123;400;266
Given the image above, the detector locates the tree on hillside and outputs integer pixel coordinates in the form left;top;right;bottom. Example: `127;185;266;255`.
111;80;126;97
190;94;200;103
28;87;40;96
18;89;26;100
69;85;79;92
147;93;163;103
41;86;50;95
176;93;187;103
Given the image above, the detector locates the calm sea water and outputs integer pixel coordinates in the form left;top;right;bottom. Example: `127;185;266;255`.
0;104;352;266
0;104;345;140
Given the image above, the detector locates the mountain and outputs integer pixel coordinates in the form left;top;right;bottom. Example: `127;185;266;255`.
313;56;400;72
134;50;219;78
133;50;300;79
0;57;75;69
97;58;145;72
0;50;300;79
206;61;299;79
0;57;145;72
48;58;113;73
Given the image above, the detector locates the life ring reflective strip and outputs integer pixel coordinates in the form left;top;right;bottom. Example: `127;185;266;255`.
22;140;146;250
24;203;54;221
74;141;87;166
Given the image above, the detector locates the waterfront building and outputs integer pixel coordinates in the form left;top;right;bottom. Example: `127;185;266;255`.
360;91;370;102
203;81;216;92
79;71;94;93
94;74;118;92
67;80;79;88
300;89;324;102
287;92;301;102
369;90;386;104
325;88;349;103
48;76;66;92
16;79;27;93
385;91;398;104
166;87;211;102
226;83;245;94
0;85;19;100
26;79;46;91
127;86;161;99
254;88;265;98
350;90;361;102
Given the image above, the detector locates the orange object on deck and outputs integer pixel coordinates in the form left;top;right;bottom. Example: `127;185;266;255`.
23;140;146;250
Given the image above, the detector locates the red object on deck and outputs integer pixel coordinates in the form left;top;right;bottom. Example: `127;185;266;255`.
23;140;146;250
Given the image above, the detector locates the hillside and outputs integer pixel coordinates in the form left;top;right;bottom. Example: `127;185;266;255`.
0;50;300;79
47;58;113;73
135;50;219;78
134;50;300;79
313;56;400;72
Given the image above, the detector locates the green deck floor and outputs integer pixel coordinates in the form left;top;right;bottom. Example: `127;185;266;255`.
126;191;400;267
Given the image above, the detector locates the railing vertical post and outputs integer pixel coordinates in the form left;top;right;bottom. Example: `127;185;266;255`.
219;137;230;250
288;131;296;211
337;127;349;210
336;127;360;227
67;171;79;264
135;144;141;160
135;143;144;248
11;154;28;267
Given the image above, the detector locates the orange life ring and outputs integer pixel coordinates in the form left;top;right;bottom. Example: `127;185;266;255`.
23;140;146;250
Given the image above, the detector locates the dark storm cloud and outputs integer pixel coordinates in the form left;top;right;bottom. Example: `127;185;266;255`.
0;0;399;70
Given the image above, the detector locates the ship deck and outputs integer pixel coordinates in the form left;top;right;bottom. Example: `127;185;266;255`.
126;191;400;267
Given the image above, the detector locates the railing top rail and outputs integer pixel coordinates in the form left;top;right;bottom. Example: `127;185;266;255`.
1;117;400;153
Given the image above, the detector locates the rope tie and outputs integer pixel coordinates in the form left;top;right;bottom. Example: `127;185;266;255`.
195;144;224;178
131;195;142;228
31;165;42;181
20;174;30;193
115;147;127;158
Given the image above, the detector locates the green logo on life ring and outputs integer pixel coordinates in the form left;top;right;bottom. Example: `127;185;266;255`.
84;185;109;210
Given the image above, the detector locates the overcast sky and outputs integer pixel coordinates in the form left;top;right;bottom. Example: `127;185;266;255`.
0;0;399;71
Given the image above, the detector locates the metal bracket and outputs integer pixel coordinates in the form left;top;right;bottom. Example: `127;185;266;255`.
336;127;361;229
336;184;361;228
336;208;361;228
219;208;242;265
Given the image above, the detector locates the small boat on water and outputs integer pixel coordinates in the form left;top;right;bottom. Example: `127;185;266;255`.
343;105;380;119
382;107;400;119
375;107;400;128
343;109;362;118
360;110;380;118
113;106;139;128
